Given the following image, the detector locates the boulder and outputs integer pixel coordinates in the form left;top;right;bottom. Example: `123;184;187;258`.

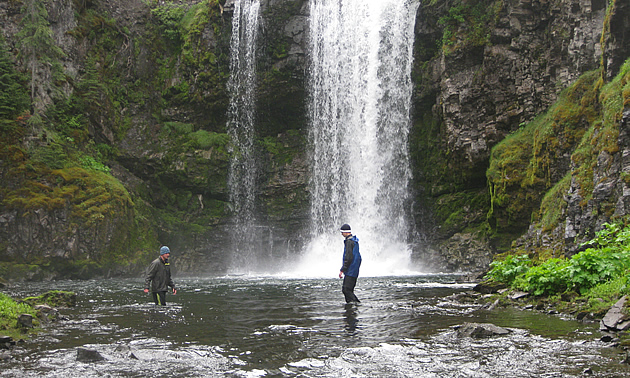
0;335;13;349
17;314;33;329
508;291;529;300
76;347;105;362
454;322;511;338
34;304;59;323
473;281;507;294
601;296;630;332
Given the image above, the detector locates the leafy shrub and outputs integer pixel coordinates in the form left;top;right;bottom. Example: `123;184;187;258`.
585;274;630;312
582;222;630;249
486;254;531;285
515;258;569;296
188;130;229;149
150;2;186;44
567;246;630;294
79;155;111;173
0;292;38;338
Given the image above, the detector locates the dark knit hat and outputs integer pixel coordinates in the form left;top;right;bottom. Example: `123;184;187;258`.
160;246;170;255
340;224;351;233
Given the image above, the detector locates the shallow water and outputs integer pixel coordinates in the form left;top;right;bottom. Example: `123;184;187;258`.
2;275;629;377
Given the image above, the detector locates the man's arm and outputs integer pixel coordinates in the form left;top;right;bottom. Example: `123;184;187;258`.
144;261;157;291
340;239;355;272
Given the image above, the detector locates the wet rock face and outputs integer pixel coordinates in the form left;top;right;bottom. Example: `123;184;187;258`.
0;335;14;348
0;0;627;277
560;110;630;252
413;0;630;271
603;0;630;80
427;0;608;167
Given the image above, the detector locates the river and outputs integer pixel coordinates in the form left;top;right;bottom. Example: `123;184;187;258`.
2;274;629;377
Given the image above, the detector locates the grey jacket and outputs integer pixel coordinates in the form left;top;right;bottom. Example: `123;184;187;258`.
144;257;175;292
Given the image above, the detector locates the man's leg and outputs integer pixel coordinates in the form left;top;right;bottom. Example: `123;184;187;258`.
342;275;360;303
152;291;167;305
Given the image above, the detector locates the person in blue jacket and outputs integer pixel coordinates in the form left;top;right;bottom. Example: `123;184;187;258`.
338;224;362;303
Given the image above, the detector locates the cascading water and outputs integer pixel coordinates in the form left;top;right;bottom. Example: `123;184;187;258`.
226;0;262;272
299;0;421;277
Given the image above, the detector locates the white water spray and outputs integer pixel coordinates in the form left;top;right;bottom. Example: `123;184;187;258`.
226;0;261;272
299;0;420;277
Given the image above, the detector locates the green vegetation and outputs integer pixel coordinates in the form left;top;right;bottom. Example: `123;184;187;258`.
438;0;501;55
486;223;630;312
21;290;76;308
487;69;602;235
484;57;630;284
0;0;235;280
0;292;39;340
17;0;65;102
0;40;30;120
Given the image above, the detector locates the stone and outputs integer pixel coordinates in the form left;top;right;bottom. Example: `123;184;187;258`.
473;281;507;294
455;322;511;338
34;304;58;323
508;291;529;300
17;314;33;329
76;347;105;362
0;351;10;361
601;296;629;331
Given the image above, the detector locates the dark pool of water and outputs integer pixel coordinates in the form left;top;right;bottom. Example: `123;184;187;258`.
2;274;629;377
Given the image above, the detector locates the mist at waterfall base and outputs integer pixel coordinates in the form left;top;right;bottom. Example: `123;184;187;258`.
300;0;421;278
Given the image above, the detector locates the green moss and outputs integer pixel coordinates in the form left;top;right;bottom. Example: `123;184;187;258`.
0;292;39;340
487;69;602;234
21;290;76;308
53;167;133;226
571;60;629;205
0;263;42;280
188;130;229;151
434;189;490;235
259;131;303;166
438;0;502;55
536;172;571;232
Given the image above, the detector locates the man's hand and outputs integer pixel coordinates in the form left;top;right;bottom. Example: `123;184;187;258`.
339;271;343;279
144;289;149;293
172;288;177;295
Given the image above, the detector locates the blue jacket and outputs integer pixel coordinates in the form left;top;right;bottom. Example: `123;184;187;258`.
341;235;361;278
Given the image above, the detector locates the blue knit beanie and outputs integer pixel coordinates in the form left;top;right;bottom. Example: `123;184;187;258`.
160;246;170;255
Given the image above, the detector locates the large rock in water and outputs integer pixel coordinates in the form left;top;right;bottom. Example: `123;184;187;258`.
455;322;511;338
601;296;630;332
17;314;33;329
76;348;105;362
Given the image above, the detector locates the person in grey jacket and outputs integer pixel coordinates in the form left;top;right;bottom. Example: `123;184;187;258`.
144;246;177;305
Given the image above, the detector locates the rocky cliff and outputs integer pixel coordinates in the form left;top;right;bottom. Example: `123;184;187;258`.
411;0;630;272
0;0;628;279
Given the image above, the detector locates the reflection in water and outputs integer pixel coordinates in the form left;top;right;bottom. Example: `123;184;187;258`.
2;275;629;377
343;303;359;335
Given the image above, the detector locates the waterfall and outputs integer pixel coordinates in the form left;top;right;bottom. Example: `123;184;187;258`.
226;0;261;272
299;0;420;277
